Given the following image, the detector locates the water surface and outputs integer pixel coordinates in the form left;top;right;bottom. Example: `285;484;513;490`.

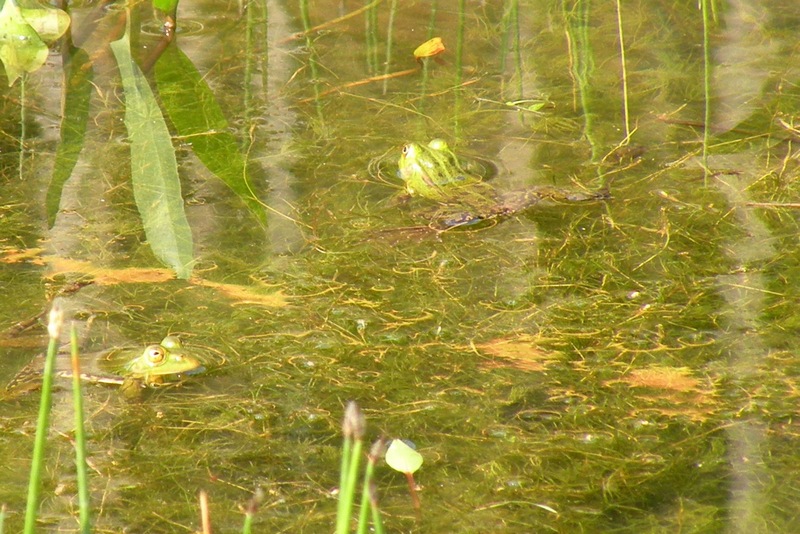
1;1;800;532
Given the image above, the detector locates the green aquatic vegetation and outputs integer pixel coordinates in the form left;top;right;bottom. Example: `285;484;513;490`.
11;2;271;277
336;402;386;534
155;45;268;227
69;326;91;534
0;0;70;86
111;23;194;280
385;439;423;510
22;307;61;534
5;0;800;531
10;316;395;533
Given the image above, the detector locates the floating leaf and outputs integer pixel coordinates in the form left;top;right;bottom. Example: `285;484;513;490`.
1;247;45;264
45;257;175;285
190;277;288;307
36;256;289;306
616;366;701;392
476;335;558;372
385;439;423;474
110;31;194;279
18;7;70;42
0;0;48;86
413;37;445;60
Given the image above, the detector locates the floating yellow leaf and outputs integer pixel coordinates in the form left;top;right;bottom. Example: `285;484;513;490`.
414;37;445;60
605;366;717;421
190;277;288;308
617;366;700;392
33;255;288;307
45;257;174;284
476;335;557;372
1;247;45;264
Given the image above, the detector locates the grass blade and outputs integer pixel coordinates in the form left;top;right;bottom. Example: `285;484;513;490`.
70;325;91;533
23;305;63;534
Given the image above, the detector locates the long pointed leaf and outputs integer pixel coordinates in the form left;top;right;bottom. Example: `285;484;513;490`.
47;48;93;227
155;45;266;226
110;32;194;279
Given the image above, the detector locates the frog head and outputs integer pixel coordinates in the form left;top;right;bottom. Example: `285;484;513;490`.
123;336;203;384
398;139;472;200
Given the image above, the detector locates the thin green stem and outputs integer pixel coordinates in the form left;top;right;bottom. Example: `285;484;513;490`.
259;0;269;101
615;0;630;141
453;0;466;137
242;512;254;534
340;439;363;531
564;0;598;162
241;488;263;534
19;75;26;179
244;0;255;125
701;0;712;183
299;0;323;120
71;325;91;534
335;435;354;533
419;1;438;98
24;305;63;534
512;0;522;100
365;0;379;73
356;438;385;534
369;481;385;534
381;0;398;95
336;402;366;533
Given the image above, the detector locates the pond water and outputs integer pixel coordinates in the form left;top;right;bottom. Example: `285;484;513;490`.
2;0;800;531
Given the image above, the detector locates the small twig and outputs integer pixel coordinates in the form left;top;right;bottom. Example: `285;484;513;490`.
745;202;800;209
298;68;418;103
279;0;385;44
199;490;212;534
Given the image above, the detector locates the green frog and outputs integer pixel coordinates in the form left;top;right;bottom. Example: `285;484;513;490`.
398;139;609;227
117;336;203;385
5;336;205;397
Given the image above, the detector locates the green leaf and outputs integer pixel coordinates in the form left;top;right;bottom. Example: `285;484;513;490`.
155;44;267;226
19;7;70;43
385;439;423;474
110;31;194;279
0;0;49;86
152;0;180;14
48;48;93;227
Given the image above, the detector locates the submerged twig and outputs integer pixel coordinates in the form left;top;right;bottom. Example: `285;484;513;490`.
745;202;800;209
280;0;385;44
199;490;211;534
298;68;418;103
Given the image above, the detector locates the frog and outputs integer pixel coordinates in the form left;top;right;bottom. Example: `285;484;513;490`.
118;336;203;385
5;336;205;398
398;139;483;201
397;139;609;227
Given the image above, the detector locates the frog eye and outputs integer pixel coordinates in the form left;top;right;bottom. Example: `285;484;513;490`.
402;145;410;155
145;346;167;365
161;336;182;350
